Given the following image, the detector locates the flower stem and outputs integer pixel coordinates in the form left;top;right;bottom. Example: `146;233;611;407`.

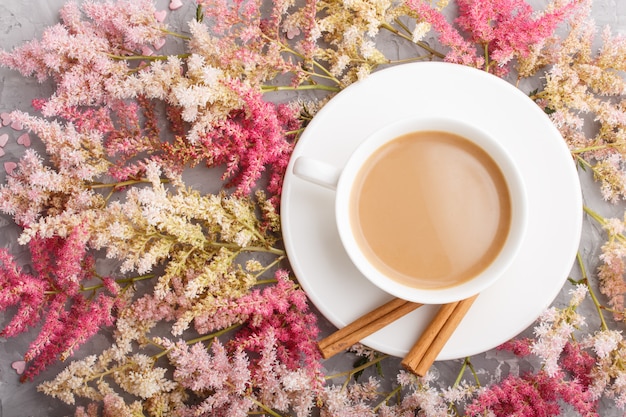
575;252;609;331
87;178;168;190
160;28;191;40
153;323;242;359
211;241;285;256
261;84;341;93
106;53;190;61
453;357;480;387
583;205;626;244
380;21;445;59
571;144;613;154
248;397;284;417
324;354;390;381
253;256;285;280
374;385;402;412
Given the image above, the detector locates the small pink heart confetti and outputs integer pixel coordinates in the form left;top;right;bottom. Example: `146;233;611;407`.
169;0;183;10
141;45;155;56
10;120;23;131
153;38;166;51
11;361;25;375
0;148;5;158
17;133;31;147
0;133;9;148
154;10;167;22
4;161;17;175
286;27;301;40
1;113;11;126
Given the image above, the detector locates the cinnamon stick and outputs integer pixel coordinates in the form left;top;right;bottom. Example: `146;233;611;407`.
318;298;423;359
401;294;479;376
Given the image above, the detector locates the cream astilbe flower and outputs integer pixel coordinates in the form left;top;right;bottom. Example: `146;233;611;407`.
113;354;176;399
38;355;103;405
315;0;395;84
84;162;278;304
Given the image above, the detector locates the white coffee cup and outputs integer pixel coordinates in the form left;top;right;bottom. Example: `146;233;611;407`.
293;116;528;304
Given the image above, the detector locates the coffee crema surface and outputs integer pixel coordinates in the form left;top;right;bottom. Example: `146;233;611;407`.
350;130;512;289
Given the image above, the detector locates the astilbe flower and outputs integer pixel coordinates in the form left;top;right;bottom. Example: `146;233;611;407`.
224;270;323;381
530;1;626;203
0;0;167;117
37;303;177;407
455;0;581;74
194;0;310;84
376;371;451;417
0;112;108;231
84;162;283;305
156;270;323;380
0;225;124;381
40;271;322;415
192;80;300;198
465;370;597;417
102;97;163;182
403;0;483;68
584;210;626;319
110;41;302;200
162;330;317;417
583;330;626;409
404;0;582;74
485;285;603;415
315;0;393;83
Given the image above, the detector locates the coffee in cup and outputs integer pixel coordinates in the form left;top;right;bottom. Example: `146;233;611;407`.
351;129;511;290
293;117;527;304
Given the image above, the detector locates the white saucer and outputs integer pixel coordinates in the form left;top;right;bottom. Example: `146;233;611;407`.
281;62;582;360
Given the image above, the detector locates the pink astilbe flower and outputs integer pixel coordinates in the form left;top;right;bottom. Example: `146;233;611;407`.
497;337;534;357
152;80;301;201
195;0;310;83
32;99;116;137
0;0;167;116
164;339;254;417
163;333;317;417
404;0;483;67
0;224;124;381
466;370;597;416
560;341;596;389
197;80;300;198
130;269;323;385
597;222;626;317
0;112;108;233
0;249;48;338
103;97;163;182
455;0;581;72
224;270;323;382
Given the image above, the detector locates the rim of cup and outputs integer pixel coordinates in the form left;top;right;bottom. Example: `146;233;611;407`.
334;116;528;305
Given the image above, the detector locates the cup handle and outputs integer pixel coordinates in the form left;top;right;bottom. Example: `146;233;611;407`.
293;156;341;190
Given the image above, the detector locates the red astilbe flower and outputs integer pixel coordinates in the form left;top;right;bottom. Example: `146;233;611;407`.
404;0;483;67
455;0;581;72
465;370;598;417
225;270;323;382
158;80;301;203
0;224;124;381
196;81;300;199
405;0;583;75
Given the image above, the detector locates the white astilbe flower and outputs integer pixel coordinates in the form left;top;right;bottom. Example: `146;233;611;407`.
113;354;176;399
592;330;623;359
